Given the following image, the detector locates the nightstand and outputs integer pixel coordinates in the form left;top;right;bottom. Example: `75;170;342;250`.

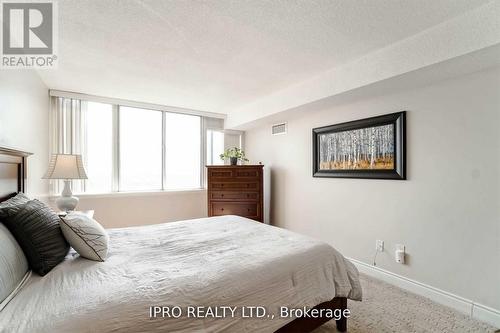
57;210;94;218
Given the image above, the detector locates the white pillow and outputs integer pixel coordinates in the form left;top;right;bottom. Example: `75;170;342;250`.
0;224;29;309
60;213;109;262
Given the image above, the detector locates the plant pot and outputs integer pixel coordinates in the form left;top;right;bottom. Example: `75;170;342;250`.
230;157;238;165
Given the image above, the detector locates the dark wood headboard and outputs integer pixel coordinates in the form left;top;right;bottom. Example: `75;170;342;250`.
0;146;32;203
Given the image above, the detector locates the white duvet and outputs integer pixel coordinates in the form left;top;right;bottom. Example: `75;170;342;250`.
0;215;361;333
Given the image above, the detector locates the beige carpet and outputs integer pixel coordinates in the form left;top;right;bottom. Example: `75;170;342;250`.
313;274;497;333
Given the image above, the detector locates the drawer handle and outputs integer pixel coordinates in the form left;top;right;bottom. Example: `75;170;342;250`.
221;208;224;211
247;208;251;212
221;194;224;197
246;194;250;198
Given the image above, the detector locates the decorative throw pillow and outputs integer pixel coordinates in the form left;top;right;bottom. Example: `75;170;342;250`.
1;199;69;276
0;193;30;219
60;213;109;262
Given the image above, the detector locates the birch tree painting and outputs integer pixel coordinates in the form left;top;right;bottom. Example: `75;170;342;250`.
318;124;394;170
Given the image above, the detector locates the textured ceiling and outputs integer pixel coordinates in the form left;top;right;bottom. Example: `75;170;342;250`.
38;0;491;113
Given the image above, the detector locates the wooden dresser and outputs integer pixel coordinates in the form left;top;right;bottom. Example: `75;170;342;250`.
207;165;264;222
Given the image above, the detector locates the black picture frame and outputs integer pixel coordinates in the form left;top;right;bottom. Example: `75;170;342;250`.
312;111;406;179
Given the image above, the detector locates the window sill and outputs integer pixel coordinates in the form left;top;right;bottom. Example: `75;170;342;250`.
48;188;206;200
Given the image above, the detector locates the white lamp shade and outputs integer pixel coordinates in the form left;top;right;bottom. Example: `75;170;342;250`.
43;154;88;180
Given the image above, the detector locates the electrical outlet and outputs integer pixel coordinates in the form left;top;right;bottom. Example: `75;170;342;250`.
395;244;405;264
376;240;384;252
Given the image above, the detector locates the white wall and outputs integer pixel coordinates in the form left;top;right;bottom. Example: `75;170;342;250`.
60;190;207;228
0;70;49;196
245;68;500;310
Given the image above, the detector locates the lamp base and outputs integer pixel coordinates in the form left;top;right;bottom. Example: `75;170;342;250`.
56;180;79;212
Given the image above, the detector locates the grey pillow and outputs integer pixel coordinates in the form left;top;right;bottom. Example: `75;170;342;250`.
2;199;69;276
0;224;29;306
0;193;30;219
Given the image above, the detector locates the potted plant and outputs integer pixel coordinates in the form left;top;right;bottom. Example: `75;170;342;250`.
220;147;249;165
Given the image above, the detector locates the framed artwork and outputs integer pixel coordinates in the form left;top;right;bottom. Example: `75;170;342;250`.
312;111;406;179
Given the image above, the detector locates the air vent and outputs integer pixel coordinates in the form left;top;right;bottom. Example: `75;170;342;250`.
272;122;287;135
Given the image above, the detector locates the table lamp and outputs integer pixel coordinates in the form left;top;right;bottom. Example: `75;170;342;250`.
43;154;88;212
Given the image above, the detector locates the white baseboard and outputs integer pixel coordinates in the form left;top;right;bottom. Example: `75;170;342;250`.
473;303;500;330
349;258;500;329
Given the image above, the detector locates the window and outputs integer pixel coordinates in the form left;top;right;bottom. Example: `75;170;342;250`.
83;102;113;193
52;95;225;194
50;91;224;193
164;112;201;189
207;130;224;165
119;107;162;191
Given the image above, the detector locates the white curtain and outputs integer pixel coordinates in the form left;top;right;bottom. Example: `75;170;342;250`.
205;118;244;153
224;131;243;151
204;117;223;131
49;96;87;194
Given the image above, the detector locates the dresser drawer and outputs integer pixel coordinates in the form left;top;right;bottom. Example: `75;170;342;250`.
210;202;260;218
210;191;259;201
210;181;259;191
208;169;233;179
233;168;261;179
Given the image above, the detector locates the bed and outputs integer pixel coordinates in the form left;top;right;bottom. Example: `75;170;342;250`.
0;147;362;332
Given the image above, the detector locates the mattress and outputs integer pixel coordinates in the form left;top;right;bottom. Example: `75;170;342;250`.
0;215;362;333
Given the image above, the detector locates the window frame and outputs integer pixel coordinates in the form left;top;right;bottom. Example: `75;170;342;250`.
79;104;209;194
206;129;225;166
51;91;227;195
115;105;204;192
